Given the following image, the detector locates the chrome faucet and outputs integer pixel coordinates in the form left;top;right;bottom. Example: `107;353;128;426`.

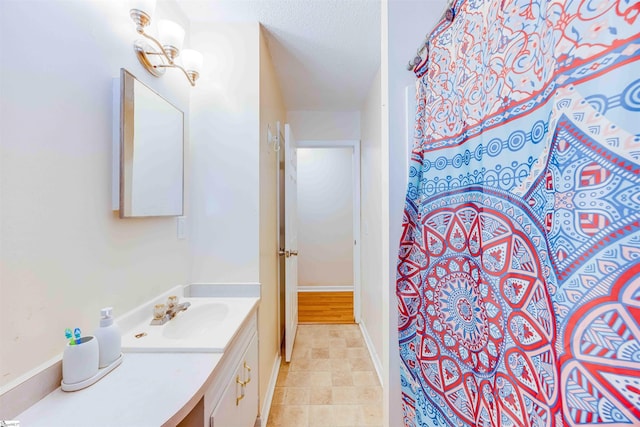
150;296;191;325
167;301;191;319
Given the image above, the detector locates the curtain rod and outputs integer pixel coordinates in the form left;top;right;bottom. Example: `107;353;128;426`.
406;0;456;71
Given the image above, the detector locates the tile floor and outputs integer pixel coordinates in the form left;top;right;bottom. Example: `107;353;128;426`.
266;324;382;427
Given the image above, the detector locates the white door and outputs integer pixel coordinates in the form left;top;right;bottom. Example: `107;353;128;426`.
284;123;299;362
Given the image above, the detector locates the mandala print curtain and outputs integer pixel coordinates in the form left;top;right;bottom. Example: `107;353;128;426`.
396;0;640;425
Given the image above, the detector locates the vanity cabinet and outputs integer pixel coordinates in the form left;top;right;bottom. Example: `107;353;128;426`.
210;333;258;427
202;310;259;427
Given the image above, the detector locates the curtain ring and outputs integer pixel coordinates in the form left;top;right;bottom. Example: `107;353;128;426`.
445;7;455;22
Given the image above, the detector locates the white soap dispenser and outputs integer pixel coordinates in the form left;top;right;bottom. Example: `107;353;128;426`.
94;307;121;368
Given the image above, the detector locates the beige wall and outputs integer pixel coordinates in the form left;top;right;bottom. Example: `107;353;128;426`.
0;0;191;389
258;26;285;416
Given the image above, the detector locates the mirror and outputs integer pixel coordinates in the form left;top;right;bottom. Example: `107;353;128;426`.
117;69;184;217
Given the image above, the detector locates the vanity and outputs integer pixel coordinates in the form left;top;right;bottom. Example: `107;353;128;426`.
16;286;260;427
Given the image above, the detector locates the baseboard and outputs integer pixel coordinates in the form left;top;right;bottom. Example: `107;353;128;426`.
260;352;282;427
298;285;353;292
358;321;383;387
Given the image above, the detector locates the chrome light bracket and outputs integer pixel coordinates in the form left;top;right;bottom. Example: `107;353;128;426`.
134;39;167;77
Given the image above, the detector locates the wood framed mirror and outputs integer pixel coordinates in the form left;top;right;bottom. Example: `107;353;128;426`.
117;68;184;218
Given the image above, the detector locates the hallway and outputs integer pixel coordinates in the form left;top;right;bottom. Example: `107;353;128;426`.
266;324;382;427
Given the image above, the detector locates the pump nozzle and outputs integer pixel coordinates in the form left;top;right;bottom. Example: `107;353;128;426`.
100;307;114;326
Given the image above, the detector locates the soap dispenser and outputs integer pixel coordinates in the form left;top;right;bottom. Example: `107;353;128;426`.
94;307;121;368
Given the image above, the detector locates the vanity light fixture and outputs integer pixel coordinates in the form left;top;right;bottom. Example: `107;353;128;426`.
129;0;203;86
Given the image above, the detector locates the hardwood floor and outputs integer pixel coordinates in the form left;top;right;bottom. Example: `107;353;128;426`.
298;291;354;324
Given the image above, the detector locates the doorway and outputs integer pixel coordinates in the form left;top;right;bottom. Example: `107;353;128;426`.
294;140;361;324
277;138;361;352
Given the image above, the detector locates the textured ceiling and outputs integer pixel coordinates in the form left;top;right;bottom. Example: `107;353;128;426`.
176;0;381;111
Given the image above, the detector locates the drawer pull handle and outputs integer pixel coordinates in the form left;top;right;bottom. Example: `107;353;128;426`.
244;362;252;383
236;375;245;406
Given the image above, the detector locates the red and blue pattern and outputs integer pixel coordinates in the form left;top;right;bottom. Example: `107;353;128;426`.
397;0;640;425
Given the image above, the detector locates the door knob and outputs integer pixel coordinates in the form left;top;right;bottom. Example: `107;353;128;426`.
290;250;298;256
278;248;286;256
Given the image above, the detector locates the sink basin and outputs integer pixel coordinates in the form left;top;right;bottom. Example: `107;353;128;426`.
121;297;259;353
162;303;229;340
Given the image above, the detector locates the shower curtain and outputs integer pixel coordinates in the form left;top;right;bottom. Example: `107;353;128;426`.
396;0;639;425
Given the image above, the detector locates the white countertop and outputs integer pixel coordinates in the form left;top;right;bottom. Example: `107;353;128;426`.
121;298;259;353
17;352;222;427
16;291;260;427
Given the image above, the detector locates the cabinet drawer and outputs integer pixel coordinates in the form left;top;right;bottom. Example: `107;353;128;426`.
210;333;258;427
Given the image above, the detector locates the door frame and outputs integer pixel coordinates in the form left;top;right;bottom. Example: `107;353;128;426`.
296;139;362;322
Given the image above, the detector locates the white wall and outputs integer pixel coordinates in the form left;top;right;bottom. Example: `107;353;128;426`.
0;0;191;390
382;1;443;425
297;148;354;287
189;23;261;283
190;21;285;416
287;111;361;140
359;68;383;373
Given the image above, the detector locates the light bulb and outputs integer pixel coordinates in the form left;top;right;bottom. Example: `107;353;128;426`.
181;50;203;74
158;20;185;52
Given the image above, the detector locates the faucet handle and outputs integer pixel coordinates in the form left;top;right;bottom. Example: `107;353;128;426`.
166;295;178;309
153;303;167;320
